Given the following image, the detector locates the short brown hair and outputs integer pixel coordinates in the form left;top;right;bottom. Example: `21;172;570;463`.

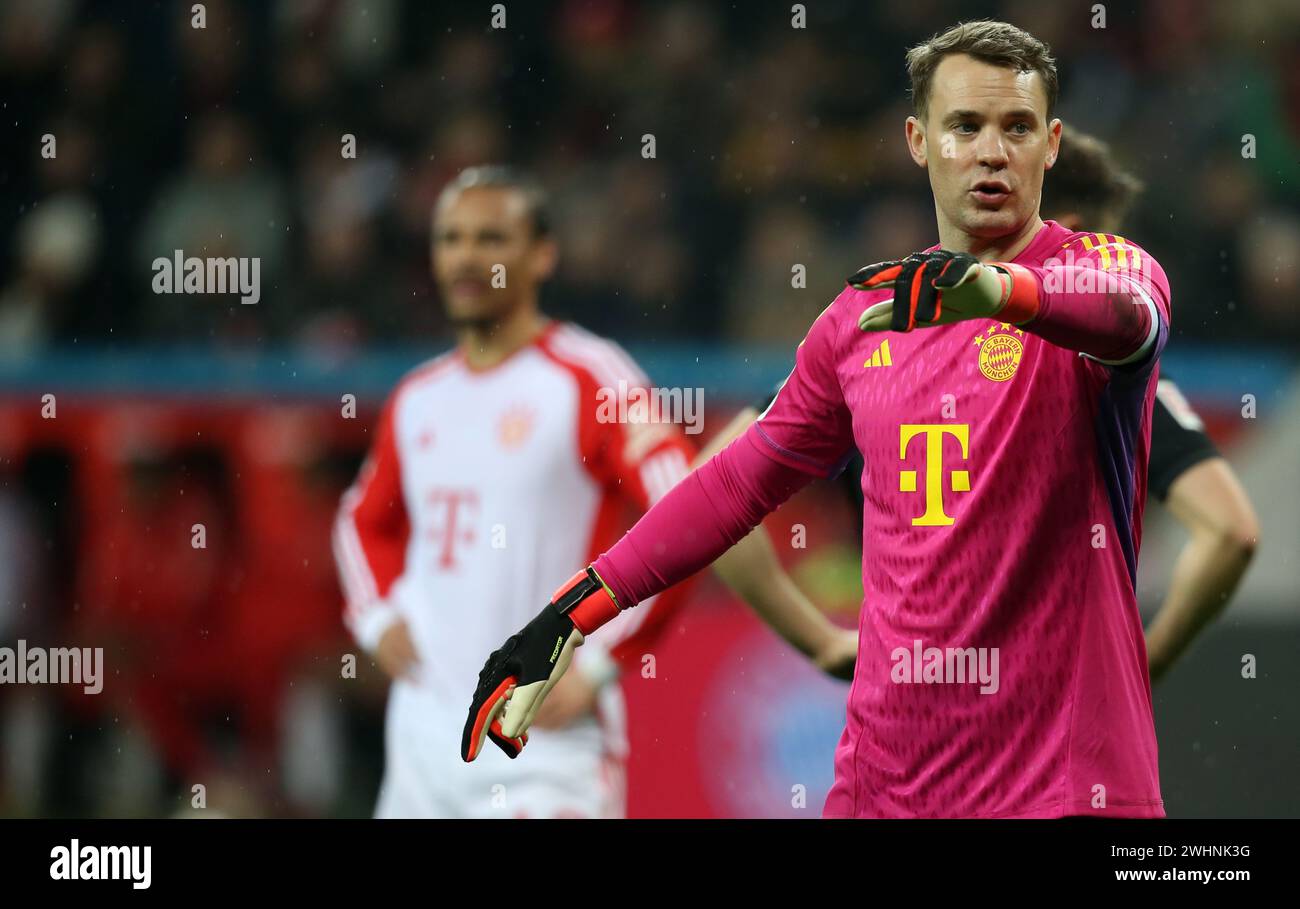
437;165;551;237
906;20;1058;122
1040;125;1145;232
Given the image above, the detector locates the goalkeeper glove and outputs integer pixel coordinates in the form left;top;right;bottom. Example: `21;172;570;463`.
461;566;622;762
849;250;1039;332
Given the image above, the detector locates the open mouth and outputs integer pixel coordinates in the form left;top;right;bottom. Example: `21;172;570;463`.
971;181;1011;204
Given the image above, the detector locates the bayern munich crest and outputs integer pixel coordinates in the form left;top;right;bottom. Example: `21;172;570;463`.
973;322;1026;382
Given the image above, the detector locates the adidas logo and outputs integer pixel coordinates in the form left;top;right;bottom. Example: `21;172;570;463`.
863;339;893;368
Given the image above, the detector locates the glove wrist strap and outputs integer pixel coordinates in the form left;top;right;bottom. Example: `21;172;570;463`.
990;262;1041;324
551;566;621;635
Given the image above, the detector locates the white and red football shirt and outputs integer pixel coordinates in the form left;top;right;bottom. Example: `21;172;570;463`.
334;320;693;759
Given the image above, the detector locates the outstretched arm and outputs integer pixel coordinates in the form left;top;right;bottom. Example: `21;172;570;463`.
462;297;857;762
854;236;1172;370
693;406;856;680
461;426;818;762
593;425;817;607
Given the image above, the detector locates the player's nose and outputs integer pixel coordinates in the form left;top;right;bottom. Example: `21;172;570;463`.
974;128;1009;169
436;244;474;272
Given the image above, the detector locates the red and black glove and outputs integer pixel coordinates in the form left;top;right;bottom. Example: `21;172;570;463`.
461;567;622;762
849;250;1039;332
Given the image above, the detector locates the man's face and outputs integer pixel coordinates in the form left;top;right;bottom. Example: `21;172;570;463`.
432;186;555;326
908;54;1060;240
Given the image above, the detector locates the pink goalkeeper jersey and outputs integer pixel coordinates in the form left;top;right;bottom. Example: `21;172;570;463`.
755;220;1170;817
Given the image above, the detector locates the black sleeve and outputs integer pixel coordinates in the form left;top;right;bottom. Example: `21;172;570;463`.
1149;376;1221;502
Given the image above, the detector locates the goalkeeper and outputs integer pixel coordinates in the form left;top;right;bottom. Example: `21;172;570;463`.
697;123;1258;691
465;21;1173;819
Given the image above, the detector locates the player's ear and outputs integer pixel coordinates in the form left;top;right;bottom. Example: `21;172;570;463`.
1044;118;1062;170
905;116;927;168
532;235;559;282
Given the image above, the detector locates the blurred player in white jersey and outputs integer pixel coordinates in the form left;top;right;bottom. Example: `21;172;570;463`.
333;166;694;818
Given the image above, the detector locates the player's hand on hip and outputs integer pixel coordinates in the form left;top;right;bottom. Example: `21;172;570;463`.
375;618;421;682
850;250;1011;332
813;627;859;682
1145;636;1170;686
461;603;585;761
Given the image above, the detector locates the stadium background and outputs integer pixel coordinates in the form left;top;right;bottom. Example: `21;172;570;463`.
0;0;1296;817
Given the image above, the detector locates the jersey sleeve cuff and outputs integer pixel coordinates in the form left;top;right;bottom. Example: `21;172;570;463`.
993;262;1042;324
1078;278;1163;369
349;602;403;653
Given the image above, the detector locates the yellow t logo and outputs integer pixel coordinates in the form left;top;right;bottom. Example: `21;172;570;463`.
899;424;970;526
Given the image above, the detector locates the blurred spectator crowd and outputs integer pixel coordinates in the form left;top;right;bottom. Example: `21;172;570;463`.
1;0;1298;356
